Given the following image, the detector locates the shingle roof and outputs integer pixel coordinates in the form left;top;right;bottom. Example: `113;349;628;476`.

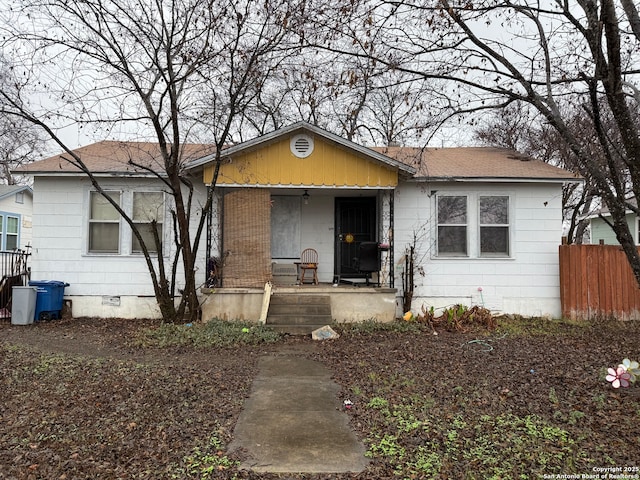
373;146;580;181
16;138;579;183
14;141;216;175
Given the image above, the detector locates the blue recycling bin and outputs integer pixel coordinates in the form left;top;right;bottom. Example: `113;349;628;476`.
29;280;69;321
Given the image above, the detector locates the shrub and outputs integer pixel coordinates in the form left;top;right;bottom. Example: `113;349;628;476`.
416;304;496;332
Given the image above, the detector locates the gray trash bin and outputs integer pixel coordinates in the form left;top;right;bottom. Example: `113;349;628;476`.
11;286;37;325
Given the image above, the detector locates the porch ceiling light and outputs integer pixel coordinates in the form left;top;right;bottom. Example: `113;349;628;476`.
302;189;310;205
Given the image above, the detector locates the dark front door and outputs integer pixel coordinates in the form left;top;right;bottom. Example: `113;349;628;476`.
335;197;376;280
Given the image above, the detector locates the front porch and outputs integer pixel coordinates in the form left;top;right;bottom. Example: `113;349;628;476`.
195;122;413;328
200;284;398;325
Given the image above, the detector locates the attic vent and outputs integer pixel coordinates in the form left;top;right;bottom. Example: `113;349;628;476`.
290;134;314;158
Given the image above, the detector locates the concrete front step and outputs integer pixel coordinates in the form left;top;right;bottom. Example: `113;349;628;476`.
268;324;331;335
268;295;332;305
266;314;333;326
267;304;331;315
266;294;333;335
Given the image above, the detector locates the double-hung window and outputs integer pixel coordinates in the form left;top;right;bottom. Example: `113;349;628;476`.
479;196;509;256
0;214;20;251
132;192;164;254
89;191;121;253
88;190;165;255
437;195;468;256
436;193;512;258
5;216;19;250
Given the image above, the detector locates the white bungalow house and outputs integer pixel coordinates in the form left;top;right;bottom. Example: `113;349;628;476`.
16;122;579;322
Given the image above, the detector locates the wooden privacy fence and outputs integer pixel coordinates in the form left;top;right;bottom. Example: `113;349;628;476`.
559;243;640;320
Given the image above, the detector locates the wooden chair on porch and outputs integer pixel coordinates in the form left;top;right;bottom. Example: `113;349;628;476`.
300;248;319;285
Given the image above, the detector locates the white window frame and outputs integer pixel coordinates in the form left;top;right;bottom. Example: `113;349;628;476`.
436;195;469;257
434;192;514;259
131;191;165;254
478;195;510;257
88;190;122;254
85;188;167;257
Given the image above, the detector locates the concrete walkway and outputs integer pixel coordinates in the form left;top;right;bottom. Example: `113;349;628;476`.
229;349;369;474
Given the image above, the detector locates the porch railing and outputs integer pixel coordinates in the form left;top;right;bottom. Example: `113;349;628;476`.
0;248;32;319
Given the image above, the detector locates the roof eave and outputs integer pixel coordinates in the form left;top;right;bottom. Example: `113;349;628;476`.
0;185;33;201
410;176;583;183
21;171;164;178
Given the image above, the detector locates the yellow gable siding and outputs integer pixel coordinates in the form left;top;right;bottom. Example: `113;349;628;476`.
204;136;398;187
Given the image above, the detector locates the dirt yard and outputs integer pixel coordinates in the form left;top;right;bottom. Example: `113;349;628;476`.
1;316;639;479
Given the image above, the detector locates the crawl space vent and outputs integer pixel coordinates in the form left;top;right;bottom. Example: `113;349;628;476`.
290;134;314;158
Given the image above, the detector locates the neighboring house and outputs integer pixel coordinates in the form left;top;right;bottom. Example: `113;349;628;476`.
16;123;579;321
589;199;638;245
0;185;33;252
0;184;33;318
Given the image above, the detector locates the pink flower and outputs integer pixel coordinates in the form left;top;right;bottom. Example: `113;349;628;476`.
606;366;631;388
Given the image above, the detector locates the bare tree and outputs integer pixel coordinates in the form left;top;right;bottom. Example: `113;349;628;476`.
475;102;600;244
0;116;46;186
230;2;449;148
234;57;338;139
0;58;47;185
0;0;305;322
328;1;640;285
358;75;442;146
303;3;450;141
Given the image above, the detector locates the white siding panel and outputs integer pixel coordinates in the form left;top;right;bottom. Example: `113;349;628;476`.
492;262;521;276
426;261;471;276
517;219;559;233
469;262;497;275
36;226;84;241
31;176;208;317
516;242;558;254
519;263;555;276
394;181;563;318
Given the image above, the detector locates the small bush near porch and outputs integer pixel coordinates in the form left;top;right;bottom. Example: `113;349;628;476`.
1;316;638;479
